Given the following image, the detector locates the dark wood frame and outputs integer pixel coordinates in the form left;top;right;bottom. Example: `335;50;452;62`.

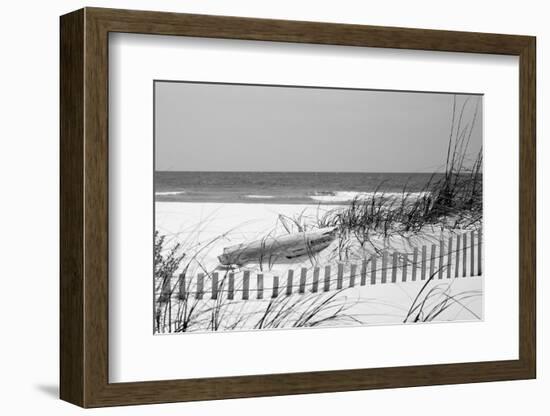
60;7;536;408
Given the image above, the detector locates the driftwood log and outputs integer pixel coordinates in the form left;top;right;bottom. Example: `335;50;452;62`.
218;227;337;266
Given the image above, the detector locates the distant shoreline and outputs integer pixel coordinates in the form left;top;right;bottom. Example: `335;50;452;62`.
155;191;431;205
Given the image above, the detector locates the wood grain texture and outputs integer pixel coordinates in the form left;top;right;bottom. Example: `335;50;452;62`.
59;7;536;408
59;8;84;407
518;36;536;377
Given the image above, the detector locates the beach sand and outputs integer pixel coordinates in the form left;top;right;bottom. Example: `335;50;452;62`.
156;201;475;273
155;201;483;332
156;201;339;273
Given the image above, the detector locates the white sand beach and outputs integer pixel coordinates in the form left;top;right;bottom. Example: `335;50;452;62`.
156;201;339;274
154;201;483;332
156;201;479;273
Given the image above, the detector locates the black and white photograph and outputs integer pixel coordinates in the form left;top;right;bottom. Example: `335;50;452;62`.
153;81;483;334
1;1;542;412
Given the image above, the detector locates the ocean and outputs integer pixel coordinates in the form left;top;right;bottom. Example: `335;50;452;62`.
155;171;444;205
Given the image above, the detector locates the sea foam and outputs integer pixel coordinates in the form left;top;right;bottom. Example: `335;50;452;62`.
309;191;430;203
245;195;275;199
156;190;186;196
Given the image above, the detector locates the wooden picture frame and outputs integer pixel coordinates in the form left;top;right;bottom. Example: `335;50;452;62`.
60;7;536;408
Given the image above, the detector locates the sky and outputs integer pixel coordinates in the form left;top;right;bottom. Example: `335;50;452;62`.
155;81;482;173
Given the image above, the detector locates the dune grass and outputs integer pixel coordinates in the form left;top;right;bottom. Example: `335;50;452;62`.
316;95;482;253
403;268;482;323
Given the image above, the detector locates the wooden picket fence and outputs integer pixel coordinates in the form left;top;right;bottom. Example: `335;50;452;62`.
158;229;482;303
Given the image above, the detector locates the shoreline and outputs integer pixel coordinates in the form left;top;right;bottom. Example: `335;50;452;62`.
154;190;432;205
154;198;346;205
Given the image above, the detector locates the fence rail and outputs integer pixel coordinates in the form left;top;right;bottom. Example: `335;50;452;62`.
158;229;482;303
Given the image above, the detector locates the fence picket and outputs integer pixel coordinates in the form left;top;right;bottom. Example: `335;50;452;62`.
242;271;250;300
381;251;388;284
257;274;263;299
211;272;219;300
477;229;482;275
312;267;319;293
447;237;453;279
178;273;186;300
299;268;307;294
228;273;234;300
421;245;427;280
337;263;344;289
392;252;398;283
412;247;418;281
286;269;294;296
429;244;436;279
462;234;467;277
438;240;444;279
324;266;331;291
455;234;460;277
370;255;377;284
272;275;279;298
361;260;367;286
470;230;475;277
196;273;204;299
159;276;172;303
350;264;357;287
402;254;408;282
